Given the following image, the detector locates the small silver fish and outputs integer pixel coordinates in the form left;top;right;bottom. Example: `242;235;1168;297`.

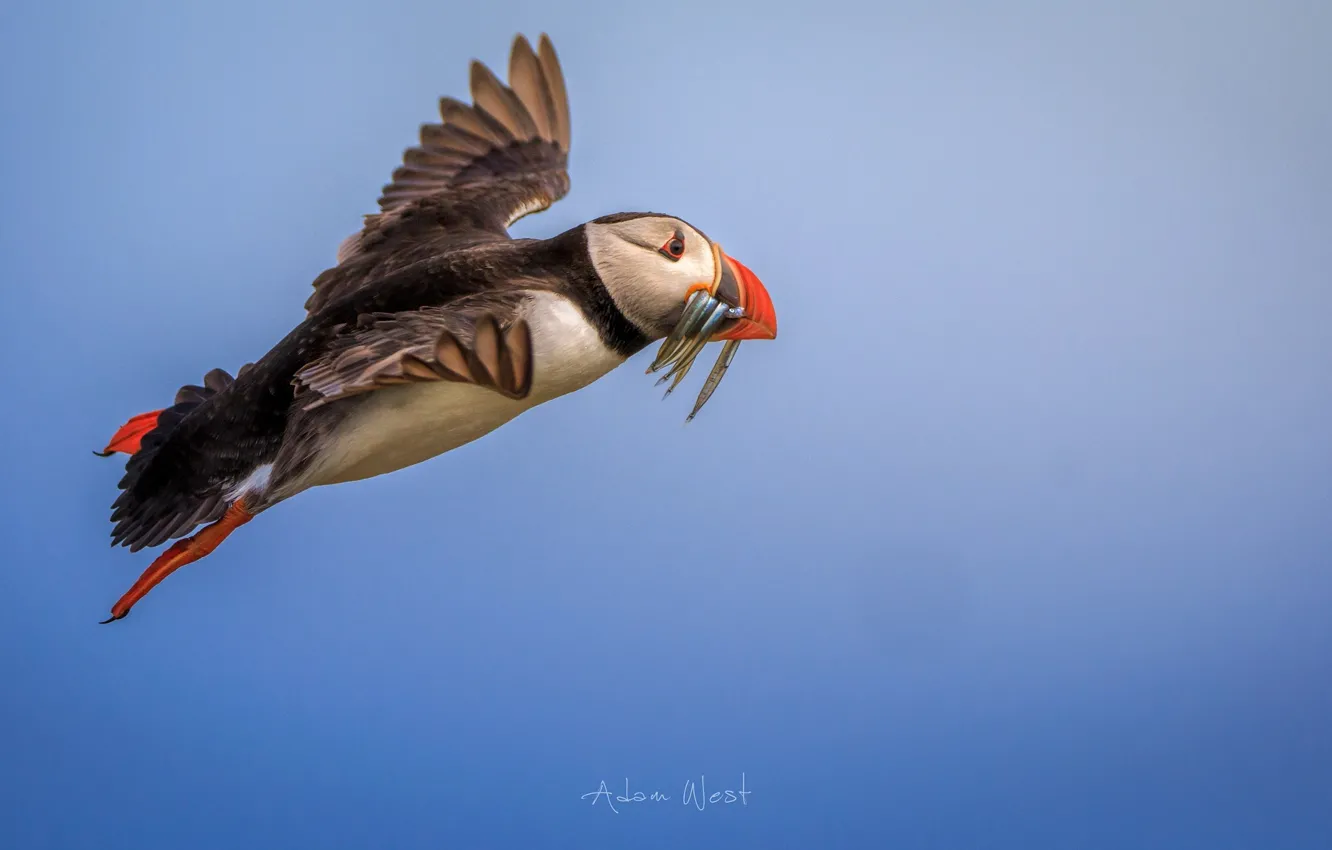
645;246;777;421
647;295;745;421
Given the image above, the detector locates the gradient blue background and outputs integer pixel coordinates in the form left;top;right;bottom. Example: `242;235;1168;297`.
2;1;1329;847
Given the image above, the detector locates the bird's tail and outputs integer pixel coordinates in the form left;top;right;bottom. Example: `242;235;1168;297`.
98;365;258;622
96;367;241;459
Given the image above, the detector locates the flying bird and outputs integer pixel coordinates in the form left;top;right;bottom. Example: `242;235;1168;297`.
96;34;777;622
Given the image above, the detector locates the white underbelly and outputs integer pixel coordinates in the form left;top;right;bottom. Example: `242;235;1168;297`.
301;291;625;487
317;382;526;484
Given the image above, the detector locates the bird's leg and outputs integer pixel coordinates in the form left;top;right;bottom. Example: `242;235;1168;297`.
101;500;254;623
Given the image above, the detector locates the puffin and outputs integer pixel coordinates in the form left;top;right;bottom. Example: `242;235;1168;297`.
96;34;778;622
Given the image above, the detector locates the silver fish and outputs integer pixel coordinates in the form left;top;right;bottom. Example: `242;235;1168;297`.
660;300;730;398
648;291;713;374
686;339;742;422
646;294;744;420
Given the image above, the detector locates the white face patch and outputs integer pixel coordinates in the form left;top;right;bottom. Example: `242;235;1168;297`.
585;215;718;339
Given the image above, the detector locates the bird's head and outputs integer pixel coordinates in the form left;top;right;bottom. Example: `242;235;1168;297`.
585;212;778;420
585;213;777;343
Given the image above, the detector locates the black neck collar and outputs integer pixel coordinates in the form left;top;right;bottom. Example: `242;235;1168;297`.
534;225;650;358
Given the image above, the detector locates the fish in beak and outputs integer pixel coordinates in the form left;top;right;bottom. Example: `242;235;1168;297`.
646;245;777;420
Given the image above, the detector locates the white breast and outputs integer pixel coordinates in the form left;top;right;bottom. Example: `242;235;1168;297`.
299;292;626;488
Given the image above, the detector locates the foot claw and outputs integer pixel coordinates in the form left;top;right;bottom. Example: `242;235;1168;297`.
103;500;253;620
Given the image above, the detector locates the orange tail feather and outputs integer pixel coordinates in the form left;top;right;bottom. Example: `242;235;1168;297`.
101;500;253;623
96;410;165;457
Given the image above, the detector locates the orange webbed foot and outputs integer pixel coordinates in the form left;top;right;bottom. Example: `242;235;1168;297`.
96;410;165;457
101;500;253;623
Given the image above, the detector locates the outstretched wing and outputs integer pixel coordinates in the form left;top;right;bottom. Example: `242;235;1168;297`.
294;293;536;408
306;33;571;315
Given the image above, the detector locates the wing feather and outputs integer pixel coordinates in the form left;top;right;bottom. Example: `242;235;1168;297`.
294;294;537;407
508;35;558;143
537;35;571;151
470;60;539;141
315;34;572;313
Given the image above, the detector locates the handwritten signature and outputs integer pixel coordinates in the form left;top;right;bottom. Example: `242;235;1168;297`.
581;774;750;814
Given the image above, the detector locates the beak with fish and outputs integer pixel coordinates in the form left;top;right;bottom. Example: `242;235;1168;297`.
646;243;778;421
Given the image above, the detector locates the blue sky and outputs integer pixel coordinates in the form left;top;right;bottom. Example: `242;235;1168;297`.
2;0;1329;847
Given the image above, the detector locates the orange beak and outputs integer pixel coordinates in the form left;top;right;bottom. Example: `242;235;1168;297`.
711;251;777;341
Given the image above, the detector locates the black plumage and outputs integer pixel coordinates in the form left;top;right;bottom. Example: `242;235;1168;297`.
110;226;649;552
106;35;650;553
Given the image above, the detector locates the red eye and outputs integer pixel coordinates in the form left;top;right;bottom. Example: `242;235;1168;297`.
659;232;686;260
